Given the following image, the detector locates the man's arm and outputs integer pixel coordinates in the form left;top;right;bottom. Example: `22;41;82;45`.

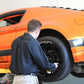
29;40;57;71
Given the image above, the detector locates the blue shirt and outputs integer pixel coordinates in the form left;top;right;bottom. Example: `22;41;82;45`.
10;33;56;75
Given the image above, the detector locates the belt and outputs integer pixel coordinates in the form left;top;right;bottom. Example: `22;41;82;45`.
16;73;37;76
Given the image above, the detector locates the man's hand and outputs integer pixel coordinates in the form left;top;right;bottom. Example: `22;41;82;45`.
54;63;59;69
47;63;59;74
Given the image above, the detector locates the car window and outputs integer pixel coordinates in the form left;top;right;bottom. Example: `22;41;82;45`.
0;21;7;27
0;13;24;27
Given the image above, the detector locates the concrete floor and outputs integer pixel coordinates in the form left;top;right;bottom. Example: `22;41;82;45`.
43;74;84;84
0;73;84;84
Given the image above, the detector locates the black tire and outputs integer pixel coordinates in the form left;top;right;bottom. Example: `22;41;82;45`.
38;36;73;82
38;79;43;84
0;74;5;77
71;71;84;78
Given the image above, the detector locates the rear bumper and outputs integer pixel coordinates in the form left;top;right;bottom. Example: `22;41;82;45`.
73;51;84;62
71;46;84;62
69;38;84;63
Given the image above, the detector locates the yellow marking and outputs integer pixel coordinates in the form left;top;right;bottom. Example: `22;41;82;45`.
0;69;11;73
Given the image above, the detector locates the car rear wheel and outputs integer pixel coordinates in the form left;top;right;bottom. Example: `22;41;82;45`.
71;71;84;78
38;36;73;82
71;62;84;77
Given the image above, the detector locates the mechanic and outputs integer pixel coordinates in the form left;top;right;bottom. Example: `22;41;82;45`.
9;19;58;84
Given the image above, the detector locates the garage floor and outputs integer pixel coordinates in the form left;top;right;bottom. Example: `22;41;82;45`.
43;74;84;84
1;74;84;84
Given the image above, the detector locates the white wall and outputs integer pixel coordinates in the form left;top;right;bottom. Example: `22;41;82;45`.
58;0;84;10
0;0;58;13
0;0;84;13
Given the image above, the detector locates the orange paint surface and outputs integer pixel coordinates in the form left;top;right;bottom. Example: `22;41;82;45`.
0;7;84;71
73;51;84;62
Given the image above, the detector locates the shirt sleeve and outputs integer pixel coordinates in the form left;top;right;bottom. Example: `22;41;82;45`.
29;40;56;71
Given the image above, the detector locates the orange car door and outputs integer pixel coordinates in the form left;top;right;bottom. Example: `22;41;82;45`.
0;10;26;68
0;21;16;62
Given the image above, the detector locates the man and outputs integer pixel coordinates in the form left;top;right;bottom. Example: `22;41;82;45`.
10;19;58;84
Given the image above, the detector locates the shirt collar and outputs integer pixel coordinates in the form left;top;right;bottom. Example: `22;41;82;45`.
24;33;34;39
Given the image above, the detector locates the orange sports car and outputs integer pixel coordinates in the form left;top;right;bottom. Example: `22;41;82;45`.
0;6;84;82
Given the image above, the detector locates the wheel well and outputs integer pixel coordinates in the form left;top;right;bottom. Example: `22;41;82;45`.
39;29;69;46
39;29;74;63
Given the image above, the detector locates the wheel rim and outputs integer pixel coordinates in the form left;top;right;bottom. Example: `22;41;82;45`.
38;40;63;80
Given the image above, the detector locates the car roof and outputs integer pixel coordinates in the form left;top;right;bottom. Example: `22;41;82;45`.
0;6;84;15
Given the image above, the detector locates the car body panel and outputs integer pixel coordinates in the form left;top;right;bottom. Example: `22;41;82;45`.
22;7;84;40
